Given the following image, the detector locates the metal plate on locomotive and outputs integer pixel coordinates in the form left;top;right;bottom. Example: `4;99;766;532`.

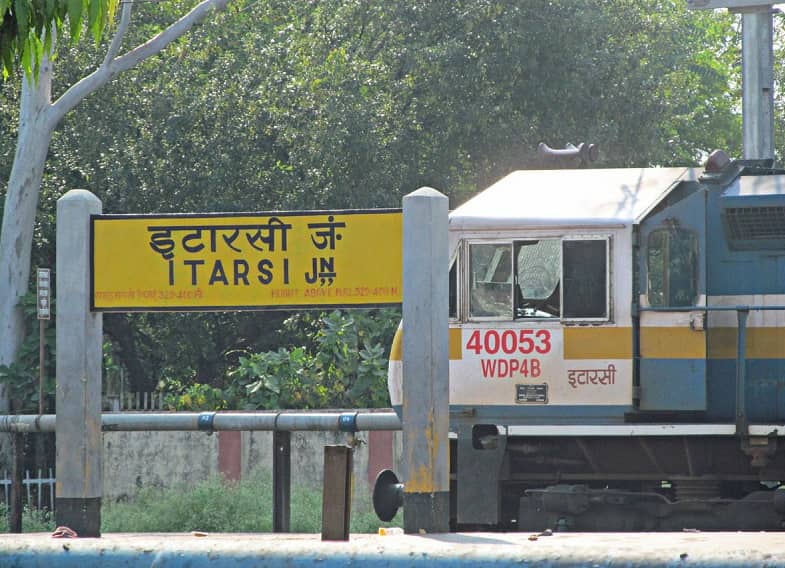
515;384;548;404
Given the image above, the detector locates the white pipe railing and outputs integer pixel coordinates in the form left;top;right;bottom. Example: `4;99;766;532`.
0;410;401;433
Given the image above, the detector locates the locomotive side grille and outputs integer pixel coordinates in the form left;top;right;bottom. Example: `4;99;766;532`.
724;206;785;240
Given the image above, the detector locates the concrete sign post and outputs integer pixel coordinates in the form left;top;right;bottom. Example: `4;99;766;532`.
56;190;103;537
401;187;449;534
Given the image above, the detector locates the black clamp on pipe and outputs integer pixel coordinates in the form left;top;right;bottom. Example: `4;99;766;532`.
338;412;358;433
198;412;217;435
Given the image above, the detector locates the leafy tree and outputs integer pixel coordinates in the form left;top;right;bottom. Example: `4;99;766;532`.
0;0;231;412
0;293;56;413
0;0;744;406
772;15;785;163
0;0;116;79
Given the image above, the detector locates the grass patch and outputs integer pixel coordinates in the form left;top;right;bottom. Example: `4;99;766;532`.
1;474;402;533
101;473;401;533
0;505;56;532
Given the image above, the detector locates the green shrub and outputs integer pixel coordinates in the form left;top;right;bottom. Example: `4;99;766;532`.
227;310;397;410
0;505;56;532
100;473;401;533
164;308;400;411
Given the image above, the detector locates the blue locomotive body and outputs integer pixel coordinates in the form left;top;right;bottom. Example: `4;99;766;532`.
385;157;785;530
638;161;785;423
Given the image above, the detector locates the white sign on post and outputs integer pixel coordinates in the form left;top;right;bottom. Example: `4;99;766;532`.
37;268;51;320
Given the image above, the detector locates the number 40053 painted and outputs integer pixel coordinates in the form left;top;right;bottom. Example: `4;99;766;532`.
464;329;552;356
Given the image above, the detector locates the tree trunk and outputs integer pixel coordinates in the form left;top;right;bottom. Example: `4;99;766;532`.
0;60;54;411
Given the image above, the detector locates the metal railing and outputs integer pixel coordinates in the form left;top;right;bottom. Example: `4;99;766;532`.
104;392;165;412
0;469;55;511
0;409;401;533
0;410;401;433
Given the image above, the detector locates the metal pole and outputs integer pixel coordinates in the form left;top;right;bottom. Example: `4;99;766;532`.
401;187;450;534
272;430;291;533
0;411;402;433
9;432;23;533
35;319;47;508
741;7;774;160
38;321;45;416
735;309;750;436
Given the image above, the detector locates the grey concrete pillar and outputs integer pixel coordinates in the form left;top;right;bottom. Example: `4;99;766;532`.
56;189;103;537
401;187;449;534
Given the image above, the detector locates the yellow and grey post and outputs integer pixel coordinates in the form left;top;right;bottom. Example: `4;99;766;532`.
55;190;103;537
402;187;449;534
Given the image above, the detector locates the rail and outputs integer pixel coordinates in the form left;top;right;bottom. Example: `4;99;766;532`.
0;410;401;434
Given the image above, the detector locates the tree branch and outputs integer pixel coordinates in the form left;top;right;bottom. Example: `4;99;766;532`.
102;0;134;67
51;0;231;123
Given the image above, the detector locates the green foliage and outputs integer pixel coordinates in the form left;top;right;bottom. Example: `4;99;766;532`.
0;474;399;533
772;18;785;163
102;475;273;533
0;1;751;399
103;338;120;377
0;0;117;79
99;473;399;533
165;309;398;410
229;347;322;409
0;504;55;532
163;381;232;411
0;292;55;412
228;309;397;410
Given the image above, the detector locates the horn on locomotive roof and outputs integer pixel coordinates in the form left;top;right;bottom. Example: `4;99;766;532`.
705;149;731;173
536;142;599;169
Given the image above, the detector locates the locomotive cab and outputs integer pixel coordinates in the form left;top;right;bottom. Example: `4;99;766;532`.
387;159;785;531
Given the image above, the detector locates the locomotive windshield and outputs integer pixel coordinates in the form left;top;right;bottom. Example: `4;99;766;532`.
467;238;609;320
469;243;513;317
515;239;560;318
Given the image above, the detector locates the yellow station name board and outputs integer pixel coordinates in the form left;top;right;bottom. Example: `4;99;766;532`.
91;210;402;311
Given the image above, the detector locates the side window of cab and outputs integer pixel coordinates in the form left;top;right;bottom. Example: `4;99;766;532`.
647;228;698;307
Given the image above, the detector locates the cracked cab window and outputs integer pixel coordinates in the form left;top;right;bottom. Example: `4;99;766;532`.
515;239;561;318
469;243;512;318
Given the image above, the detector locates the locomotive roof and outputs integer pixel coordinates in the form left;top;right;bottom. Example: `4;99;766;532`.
450;167;701;230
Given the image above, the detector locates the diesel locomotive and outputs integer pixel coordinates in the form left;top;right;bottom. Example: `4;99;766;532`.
384;153;785;530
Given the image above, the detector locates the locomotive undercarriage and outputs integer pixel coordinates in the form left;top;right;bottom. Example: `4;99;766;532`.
452;430;785;531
